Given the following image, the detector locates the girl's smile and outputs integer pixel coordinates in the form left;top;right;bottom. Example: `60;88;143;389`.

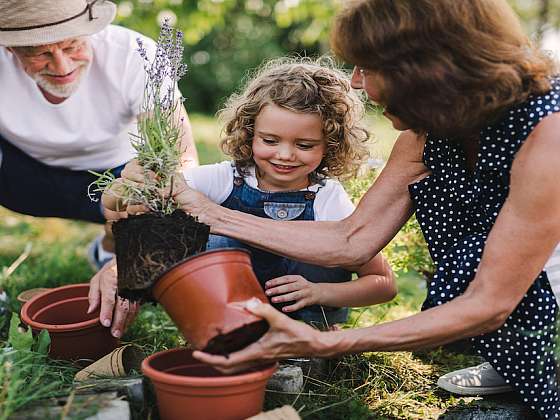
252;104;326;192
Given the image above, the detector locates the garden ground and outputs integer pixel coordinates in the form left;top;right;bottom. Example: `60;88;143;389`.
0;114;534;419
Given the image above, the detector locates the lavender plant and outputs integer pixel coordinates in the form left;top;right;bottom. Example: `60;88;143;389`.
89;20;188;215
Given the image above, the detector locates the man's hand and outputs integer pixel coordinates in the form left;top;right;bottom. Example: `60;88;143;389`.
265;275;322;312
87;258;139;338
192;298;327;374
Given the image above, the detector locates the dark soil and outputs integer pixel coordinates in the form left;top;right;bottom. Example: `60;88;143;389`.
112;210;210;301
202;319;270;356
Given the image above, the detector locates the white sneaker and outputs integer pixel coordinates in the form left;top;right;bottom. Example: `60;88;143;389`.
87;234;115;271
437;362;513;396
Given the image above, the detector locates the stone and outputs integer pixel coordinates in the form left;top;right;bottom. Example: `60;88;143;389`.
267;365;304;393
440;395;540;420
10;392;130;420
74;376;144;414
282;357;331;379
85;397;130;420
247;405;301;420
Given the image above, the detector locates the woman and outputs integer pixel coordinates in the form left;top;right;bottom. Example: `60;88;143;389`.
110;0;560;417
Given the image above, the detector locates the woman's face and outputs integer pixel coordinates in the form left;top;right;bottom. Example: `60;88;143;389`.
350;66;409;131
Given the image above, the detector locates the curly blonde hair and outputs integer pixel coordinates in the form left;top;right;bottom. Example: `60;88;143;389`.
218;57;370;181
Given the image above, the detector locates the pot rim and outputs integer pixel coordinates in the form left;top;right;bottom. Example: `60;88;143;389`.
142;348;277;387
155;247;252;284
21;283;101;332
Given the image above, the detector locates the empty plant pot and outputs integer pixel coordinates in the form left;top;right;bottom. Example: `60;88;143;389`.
142;347;277;420
16;287;51;304
153;248;269;355
20;283;119;363
74;344;146;381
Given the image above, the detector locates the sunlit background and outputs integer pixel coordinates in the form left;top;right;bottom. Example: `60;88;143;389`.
110;0;560;115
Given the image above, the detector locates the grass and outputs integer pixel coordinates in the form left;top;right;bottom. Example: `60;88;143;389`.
0;113;486;418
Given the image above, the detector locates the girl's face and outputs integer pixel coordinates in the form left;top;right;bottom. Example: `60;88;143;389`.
350;66;409;131
252;104;326;192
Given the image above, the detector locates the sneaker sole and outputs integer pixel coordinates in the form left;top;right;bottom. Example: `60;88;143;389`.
437;377;513;396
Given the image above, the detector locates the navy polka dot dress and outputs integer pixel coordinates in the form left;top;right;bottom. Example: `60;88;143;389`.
409;79;560;418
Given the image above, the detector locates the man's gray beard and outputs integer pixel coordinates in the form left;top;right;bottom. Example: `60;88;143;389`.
32;62;89;99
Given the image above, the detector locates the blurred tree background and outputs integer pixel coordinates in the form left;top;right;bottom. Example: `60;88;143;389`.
112;0;560;115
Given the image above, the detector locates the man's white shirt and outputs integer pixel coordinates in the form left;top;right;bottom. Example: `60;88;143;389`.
0;25;159;171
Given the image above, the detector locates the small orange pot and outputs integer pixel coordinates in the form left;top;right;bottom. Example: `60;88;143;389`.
153;248;269;354
142;348;277;420
20;283;119;363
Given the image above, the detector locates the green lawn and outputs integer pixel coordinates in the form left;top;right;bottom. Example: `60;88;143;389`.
0;114;488;419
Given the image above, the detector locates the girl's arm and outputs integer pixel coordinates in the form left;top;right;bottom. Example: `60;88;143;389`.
326;252;396;307
265;253;396;311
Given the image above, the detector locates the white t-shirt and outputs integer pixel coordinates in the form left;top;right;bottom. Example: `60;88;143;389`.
544;243;560;304
183;161;355;221
0;25;157;171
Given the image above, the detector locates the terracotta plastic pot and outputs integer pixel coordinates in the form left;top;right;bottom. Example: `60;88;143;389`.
20;283;119;363
142;348;277;420
17;287;51;303
153;248;269;355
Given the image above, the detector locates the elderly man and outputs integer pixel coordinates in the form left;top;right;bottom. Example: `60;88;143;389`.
0;0;198;271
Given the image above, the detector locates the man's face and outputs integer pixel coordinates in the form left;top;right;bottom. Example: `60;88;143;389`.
10;37;92;101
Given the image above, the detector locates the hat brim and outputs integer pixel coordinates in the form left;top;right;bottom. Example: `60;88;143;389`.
0;2;116;47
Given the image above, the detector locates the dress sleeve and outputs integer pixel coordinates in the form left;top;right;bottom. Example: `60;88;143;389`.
182;161;234;204
313;180;355;221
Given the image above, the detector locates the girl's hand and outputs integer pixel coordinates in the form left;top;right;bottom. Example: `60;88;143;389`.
192;299;328;374
265;275;323;312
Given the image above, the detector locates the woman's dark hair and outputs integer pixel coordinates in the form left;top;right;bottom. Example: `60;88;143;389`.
331;0;556;138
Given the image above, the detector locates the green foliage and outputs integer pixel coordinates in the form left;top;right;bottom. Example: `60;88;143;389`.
123;304;185;353
0;349;76;419
1;244;93;316
111;0;560;114
384;216;434;278
8;314;51;355
8;315;32;352
344;170;435;278
0;316;71;419
34;331;51;356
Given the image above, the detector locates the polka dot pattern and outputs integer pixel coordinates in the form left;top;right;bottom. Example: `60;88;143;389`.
409;79;560;418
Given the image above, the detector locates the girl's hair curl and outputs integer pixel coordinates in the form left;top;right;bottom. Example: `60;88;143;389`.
218;57;370;180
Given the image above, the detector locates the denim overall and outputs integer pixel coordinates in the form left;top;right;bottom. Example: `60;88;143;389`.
207;174;352;327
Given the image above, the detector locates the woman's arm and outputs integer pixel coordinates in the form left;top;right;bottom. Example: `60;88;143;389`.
265;253;396;310
193;113;560;371
176;130;429;268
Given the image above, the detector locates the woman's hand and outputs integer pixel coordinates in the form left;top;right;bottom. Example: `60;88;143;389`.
103;159;219;224
172;176;219;225
192;299;329;374
265;275;323;312
87;258;140;338
101;159;150;216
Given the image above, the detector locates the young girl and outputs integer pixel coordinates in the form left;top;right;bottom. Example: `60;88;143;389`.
108;58;396;328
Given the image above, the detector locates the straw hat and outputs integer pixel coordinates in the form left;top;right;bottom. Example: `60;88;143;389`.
0;0;116;47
